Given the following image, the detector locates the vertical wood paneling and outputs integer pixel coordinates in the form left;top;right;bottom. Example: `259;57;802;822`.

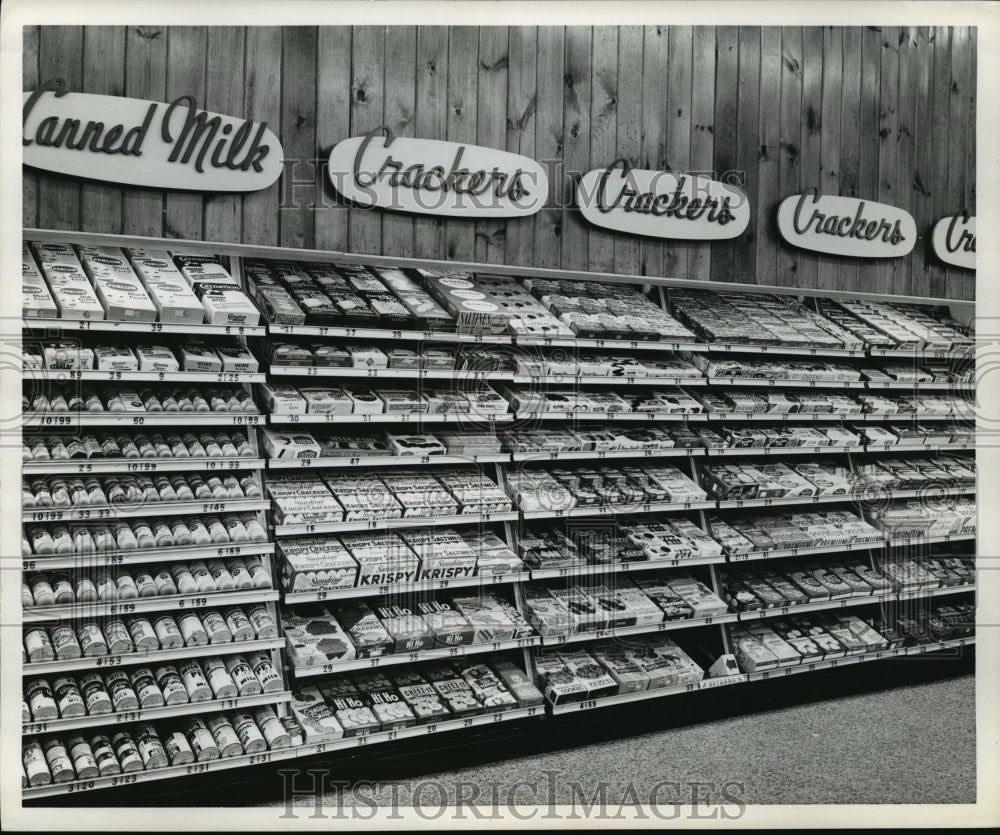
123;25;167;237
910;27;935;300
639;25;669;279
23;26;40;229
666;27;693;279
278;27;318;250
775;27;803;287
588;27;618;275
689;25;716;282
203;27;246;243
476;27;509;264
734;27;760;285
710;27;738;285
893;27;918;296
163;27;207;239
413;27;449;259
946;26;972;301
817;27;842;291
444;26;478;262
348;26;386;256
928;26;952;300
533;26;565;270
242;27;282;247
24;25;978;300
797;27;824;291
561;27;592;272
315;27;352;252
37;27;84;232
874;27;900;297
382;26;418;259
837;27;862;293
614;25;643;277
505;27;538;267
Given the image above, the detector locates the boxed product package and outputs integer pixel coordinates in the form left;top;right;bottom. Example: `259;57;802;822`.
435;470;513;514
38;258;106;320
390;668;453;723
22;243;58;318
340;532;420;587
282;605;357;667
454;661;518;712
324;474;403;521
352;671;418;729
663;575;729;618
128;250;208;323
316;680;380;737
331;600;395;658
258;383;308;415
93;345;139;371
77;245;158;321
279;536;359;593
42;341;95;370
195;282;261;326
557;649;619;700
266;475;343;525
588;640;650;694
179;340;224;372
381;471;458;517
421;662;483;717
451;591;522;642
415;600;476;647
288;685;345;743
490;659;544;708
400;529;478;581
135;345;180;372
261;428;321;460
547;585;604;633
372;603;435;653
533;650;589;705
730;627;780;672
742;622;802;666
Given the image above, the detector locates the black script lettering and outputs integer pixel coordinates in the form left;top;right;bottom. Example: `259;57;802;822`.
946;215;976;254
23;78;67;146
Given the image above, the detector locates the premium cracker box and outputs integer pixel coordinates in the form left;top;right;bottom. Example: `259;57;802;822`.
330;600;395;659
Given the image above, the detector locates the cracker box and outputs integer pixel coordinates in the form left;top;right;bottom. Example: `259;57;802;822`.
261;428;321;460
618;639;693;689
331;600;395;658
424;662;483;716
89;345;137;372
316;682;380;737
372;603;435;653
451;591;522;641
324;473;403;521
557;649;619;700
299;387;354;415
421;274;510;334
279;536;358;592
663;575;729;618
588;640;650;694
575;582;635;630
632;576;696;621
22;243;58;318
415;600;476;646
381;471;458;517
607;579;666;627
282;606;357;667
455;662;518;712
258;383;308;415
547;585;604;633
352;671;418;729
730;628;780;672
435;470;513;514
645;637;705;684
462;389;510;416
390;668;453;723
288;685;345;743
400;529;478;581
340;532;420;587
387;433;447;457
135;345;180;372
377;390;429;414
346;344;389;370
77;245;158;321
490;659;544;708
743;622;802;666
375;267;454;328
533;651;589;705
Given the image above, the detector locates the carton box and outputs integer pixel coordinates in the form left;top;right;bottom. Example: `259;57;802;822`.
39;260;106;320
588;640;650;694
258;383;308;415
77;246;157;321
415;600;476;647
22;243;58;318
455;662;518;712
279;536;358;592
282;606;357;667
533;651;589;705
451;591;521;642
730;628;780;672
340;533;419;586
317;683;381;737
331;600;395;659
352;671;418;730
424;664;483;716
557;649;619;700
390;669;453;723
288;685;345;742
490;659;544;708
372;604;435;653
135;345;180;372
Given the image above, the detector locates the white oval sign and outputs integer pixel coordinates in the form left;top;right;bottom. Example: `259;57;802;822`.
931;214;975;270
327;126;548;217
23;78;284;192
777;192;916;257
576;160;750;240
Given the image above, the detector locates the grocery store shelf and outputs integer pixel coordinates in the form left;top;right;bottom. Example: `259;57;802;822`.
24;413;263;428
273;510;518;537
268;322;516;344
23;498;268;523
269;365;508;382
706;377;869;389
519;499;715;520
23;590;279;623
514;411;700;422
512;447;706;463
291;636;541;677
21;543;274;572
867;347;973;360
514;335;707;352
549;636;976;714
863;380;972;391
706;445;865;457
733;586;974;624
527;554;727;580
22;318;267;338
23;458;265;476
883;533;976;547
23;638;284;676
511;375;709;387
725;540;887;563
539;613;739;646
865;442;975;454
30;370;265;384
21;705;541;799
267;454;510;469
282;571;532;604
267;413;512;425
702;342;867;358
22;691;293;737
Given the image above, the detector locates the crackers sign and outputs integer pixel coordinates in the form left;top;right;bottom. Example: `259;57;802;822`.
23;78;283;192
577;159;750;239
327;126;548;217
777;192;916;257
931;214;975;270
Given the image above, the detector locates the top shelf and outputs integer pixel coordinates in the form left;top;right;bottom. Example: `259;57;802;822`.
22;318;266;338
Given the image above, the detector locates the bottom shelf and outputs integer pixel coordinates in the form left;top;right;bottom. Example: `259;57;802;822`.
548;636;974;715
22;706;541;800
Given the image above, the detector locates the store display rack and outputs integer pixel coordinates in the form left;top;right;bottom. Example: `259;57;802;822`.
20;229;977;801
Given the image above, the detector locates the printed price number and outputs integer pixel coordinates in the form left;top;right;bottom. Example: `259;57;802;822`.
219;698;238;709
425;724;438;734
115;711;139;723
111;774;138;786
104;553;125;564
132;417;145;425
186;763;210;774
31;510;63;522
128;461;156;471
201;503;225;513
23;560;36;571
96;656;123;667
24;722;47;734
248;753;272;765
233;415;260;425
67;780;97;792
579;700;598;711
216;546;242;557
223;326;246;336
178;597;208;608
41;416;72;426
110;603;136;615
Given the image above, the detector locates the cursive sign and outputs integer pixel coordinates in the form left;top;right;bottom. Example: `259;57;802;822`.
776;192;916;257
327;126;548;217
23;78;283;191
576;159;750;239
931;214;975;270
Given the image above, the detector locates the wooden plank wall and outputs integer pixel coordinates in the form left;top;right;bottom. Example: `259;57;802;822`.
22;25;977;300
